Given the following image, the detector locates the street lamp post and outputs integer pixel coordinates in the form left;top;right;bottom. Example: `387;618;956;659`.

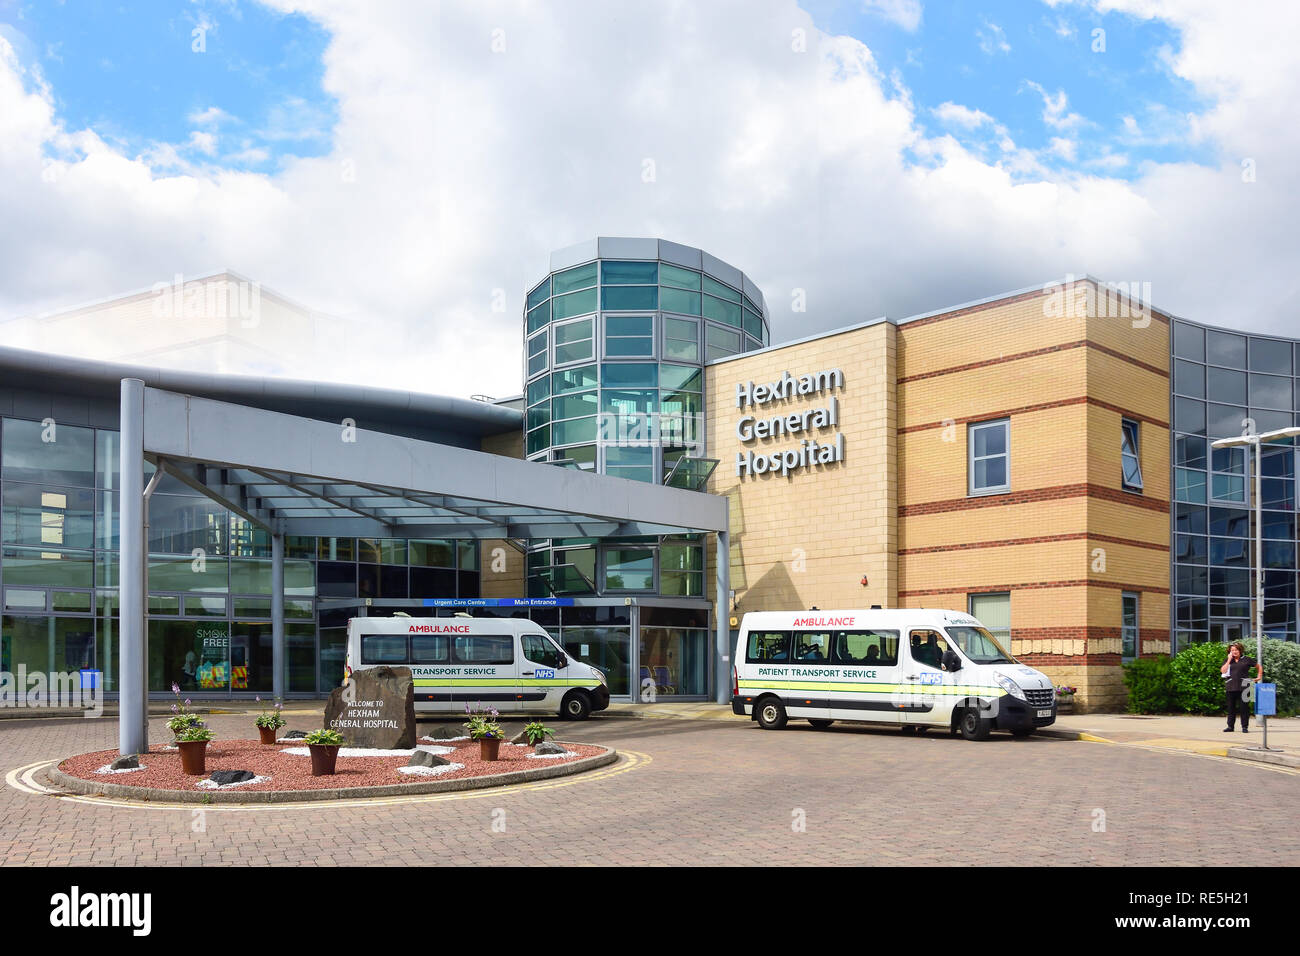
1211;425;1300;752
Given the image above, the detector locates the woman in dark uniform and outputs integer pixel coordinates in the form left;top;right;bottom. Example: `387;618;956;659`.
1220;641;1263;733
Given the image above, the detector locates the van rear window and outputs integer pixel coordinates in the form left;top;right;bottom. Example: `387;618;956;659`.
832;630;899;667
746;631;790;663
360;634;407;664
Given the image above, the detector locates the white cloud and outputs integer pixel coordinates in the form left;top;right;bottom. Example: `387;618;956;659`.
0;0;1299;401
862;0;923;32
1047;136;1078;161
188;106;231;127
186;130;217;155
977;19;1011;55
932;101;994;129
1025;80;1087;130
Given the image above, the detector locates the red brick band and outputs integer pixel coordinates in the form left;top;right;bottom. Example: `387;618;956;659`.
900;483;1170;516
900;396;1169;434
899;579;1170;598
898;338;1168;384
899;531;1168;555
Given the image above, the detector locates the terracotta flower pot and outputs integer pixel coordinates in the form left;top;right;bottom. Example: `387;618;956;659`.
479;738;502;761
309;744;340;776
177;740;208;775
258;726;277;745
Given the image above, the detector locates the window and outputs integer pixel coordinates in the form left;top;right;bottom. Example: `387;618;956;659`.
553;317;594;365
663;316;699;361
604;314;654;357
552;261;597;295
908;629;950;669
746;631;790;663
705;324;741;361
602;286;658;311
831;630;899;666
603;546;654;590
601;260;657;285
968;419;1010;495
1121;592;1139;659
1121;419;1143;491
410;635;449;663
522;633;564;669
527;329;548;376
969;592;1011;648
791;632;830;663
604;446;655;484
360;633;407;664
453;635;513;665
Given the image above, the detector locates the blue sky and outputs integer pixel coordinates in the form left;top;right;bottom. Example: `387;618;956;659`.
804;0;1211;175
2;0;1209;178
0;0;1293;397
2;0;335;170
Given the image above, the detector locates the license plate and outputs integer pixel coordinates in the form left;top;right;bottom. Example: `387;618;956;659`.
1036;708;1052;718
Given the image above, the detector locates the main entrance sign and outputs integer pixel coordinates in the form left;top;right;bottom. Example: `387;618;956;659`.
734;368;846;478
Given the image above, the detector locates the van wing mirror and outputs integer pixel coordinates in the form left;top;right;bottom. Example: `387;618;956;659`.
557;654;569;669
942;649;962;671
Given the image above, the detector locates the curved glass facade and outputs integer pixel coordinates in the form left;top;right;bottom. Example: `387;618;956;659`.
1171;321;1299;648
523;241;768;601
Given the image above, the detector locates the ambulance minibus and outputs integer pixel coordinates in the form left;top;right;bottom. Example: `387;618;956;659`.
731;609;1056;739
345;616;610;719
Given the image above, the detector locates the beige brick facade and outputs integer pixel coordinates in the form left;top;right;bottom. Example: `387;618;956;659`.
704;321;898;615
485;279;1173;713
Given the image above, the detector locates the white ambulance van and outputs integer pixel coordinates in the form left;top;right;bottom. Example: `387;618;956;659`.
731;609;1056;739
345;616;610;719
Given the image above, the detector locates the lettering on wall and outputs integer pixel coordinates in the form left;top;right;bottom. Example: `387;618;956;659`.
733;369;846;478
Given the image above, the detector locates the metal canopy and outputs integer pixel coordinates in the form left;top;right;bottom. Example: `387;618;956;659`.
141;385;727;538
117;380;730;757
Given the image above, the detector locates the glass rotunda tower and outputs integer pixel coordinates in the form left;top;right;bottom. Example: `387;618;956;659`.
520;238;768;693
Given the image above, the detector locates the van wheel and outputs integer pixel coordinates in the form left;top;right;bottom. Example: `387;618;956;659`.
755;698;787;730
807;719;834;729
958;707;992;741
560;691;591;721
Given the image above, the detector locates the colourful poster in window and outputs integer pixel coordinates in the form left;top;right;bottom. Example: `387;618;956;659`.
195;625;229;690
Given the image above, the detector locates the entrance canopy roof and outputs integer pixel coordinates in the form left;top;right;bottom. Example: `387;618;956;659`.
140;384;727;539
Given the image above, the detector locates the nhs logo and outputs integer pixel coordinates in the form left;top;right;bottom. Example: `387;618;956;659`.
535;668;556;679
919;673;942;685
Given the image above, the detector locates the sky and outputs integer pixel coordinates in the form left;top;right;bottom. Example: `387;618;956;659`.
0;0;1297;398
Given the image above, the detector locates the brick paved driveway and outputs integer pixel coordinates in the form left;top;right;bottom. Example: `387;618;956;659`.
1;713;1296;866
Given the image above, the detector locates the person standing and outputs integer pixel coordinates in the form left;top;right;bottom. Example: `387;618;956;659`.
1221;641;1263;733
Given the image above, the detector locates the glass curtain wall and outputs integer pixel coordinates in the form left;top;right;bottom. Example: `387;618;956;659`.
0;417;480;695
1171;323;1299;650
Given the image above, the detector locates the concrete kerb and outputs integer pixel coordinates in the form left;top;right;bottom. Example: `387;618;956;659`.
1227;746;1300;769
44;744;619;804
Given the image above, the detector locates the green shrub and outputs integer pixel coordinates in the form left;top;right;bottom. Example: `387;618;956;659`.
1168;639;1300;716
1122;656;1176;713
1171;642;1232;714
1255;639;1300;717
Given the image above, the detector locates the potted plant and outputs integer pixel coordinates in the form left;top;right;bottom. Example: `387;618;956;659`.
167;682;204;739
1056;685;1077;713
253;697;286;744
175;724;215;775
523;721;554;748
464;705;505;761
303;728;344;776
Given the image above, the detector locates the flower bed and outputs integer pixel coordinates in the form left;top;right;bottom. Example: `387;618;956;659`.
57;739;607;794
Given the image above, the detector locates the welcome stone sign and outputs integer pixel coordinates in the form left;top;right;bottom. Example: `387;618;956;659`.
323;665;417;749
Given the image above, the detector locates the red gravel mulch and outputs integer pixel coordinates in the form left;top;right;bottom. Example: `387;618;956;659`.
57;740;605;793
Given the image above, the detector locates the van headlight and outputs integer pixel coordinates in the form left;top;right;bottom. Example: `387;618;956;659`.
592;668;606;685
995;673;1026;701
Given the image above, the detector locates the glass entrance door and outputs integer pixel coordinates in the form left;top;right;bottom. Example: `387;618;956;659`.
1210;620;1246;644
